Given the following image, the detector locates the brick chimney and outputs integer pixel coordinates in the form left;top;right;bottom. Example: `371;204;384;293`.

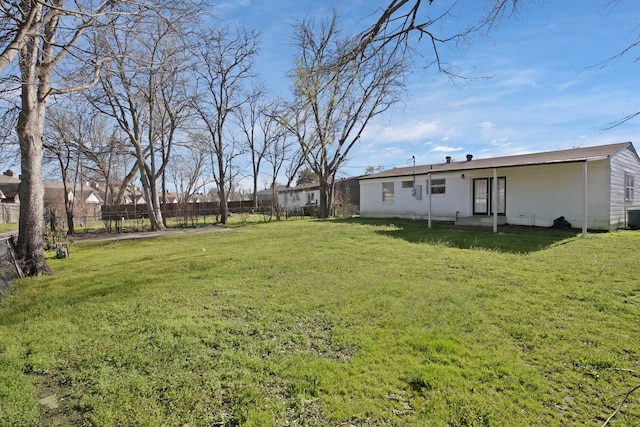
445;156;452;164
3;170;14;177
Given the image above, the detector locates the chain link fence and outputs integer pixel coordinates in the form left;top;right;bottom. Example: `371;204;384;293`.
0;236;23;299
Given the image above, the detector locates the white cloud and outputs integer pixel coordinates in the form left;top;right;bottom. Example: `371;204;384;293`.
430;145;464;153
361;120;442;145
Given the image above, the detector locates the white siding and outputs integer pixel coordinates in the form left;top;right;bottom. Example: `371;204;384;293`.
360;158;621;230
610;145;640;228
278;189;320;210
359;173;471;221
499;161;610;229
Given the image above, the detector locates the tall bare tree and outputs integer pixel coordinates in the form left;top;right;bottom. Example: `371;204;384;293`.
255;100;291;215
236;84;266;210
0;0;197;275
45;98;132;232
0;0;124;275
288;12;406;218
44;101;92;235
89;6;196;231
191;27;259;224
79;125;133;207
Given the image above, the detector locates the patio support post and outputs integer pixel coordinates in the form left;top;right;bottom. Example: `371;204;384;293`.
493;168;498;233
582;161;588;237
427;172;432;228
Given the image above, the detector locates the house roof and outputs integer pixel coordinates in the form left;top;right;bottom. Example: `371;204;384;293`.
280;176;364;192
280;182;320;192
0;174;20;200
43;181;104;203
360;142;634;180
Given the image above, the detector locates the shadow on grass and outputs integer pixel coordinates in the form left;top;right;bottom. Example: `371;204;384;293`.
336;217;579;254
0;277;139;327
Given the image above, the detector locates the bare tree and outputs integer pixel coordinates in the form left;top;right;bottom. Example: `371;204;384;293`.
236;83;269;210
45;98;133;232
288;12;406;218
79;125;133;207
89;6;196;231
190;27;259;224
44;101;90;235
168;133;207;225
275;106;310;189
257;100;291;216
0;0;125;275
0;0;197;275
352;0;521;72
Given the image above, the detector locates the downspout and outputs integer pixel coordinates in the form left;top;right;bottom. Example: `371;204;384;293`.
493;168;498;233
582;161;588;237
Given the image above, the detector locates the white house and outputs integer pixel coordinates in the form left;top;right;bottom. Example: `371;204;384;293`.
359;142;640;231
278;182;320;211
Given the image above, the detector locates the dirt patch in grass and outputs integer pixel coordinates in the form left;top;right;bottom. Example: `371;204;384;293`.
32;374;87;426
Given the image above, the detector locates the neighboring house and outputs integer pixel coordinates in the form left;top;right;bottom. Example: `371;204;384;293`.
275;177;362;216
122;189;178;205
0;170;20;203
256;185;286;204
278;182;320;211
0;170;21;224
43;181;104;225
359;142;640;231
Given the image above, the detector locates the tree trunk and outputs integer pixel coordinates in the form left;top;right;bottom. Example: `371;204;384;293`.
134;147;165;231
318;178;331;218
60;169;75;236
253;174;259;210
15;34;51;275
217;155;229;224
218;185;229;224
16;107;51;275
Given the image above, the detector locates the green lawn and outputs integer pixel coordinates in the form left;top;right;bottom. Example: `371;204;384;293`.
1;219;639;426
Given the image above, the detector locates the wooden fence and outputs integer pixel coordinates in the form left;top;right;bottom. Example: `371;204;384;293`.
101;200;276;221
0;204;20;224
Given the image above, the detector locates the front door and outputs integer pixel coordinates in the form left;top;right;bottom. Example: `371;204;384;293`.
473;177;506;215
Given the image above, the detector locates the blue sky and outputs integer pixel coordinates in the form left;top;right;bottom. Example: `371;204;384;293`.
216;0;640;179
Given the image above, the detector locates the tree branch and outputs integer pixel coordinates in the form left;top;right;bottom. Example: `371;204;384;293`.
601;384;640;427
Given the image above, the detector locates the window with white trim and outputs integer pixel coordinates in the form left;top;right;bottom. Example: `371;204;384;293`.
428;178;446;194
625;172;634;201
382;182;394;202
401;180;414;189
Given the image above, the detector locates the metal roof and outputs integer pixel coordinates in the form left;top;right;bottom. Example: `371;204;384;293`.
359;142;634;180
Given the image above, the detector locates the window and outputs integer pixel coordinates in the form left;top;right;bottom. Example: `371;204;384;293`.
429;178;446;194
382;182;394;202
625;173;635;201
402;180;414;189
307;192;315;204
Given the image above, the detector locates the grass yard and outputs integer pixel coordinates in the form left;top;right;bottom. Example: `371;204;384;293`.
0;218;639;426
